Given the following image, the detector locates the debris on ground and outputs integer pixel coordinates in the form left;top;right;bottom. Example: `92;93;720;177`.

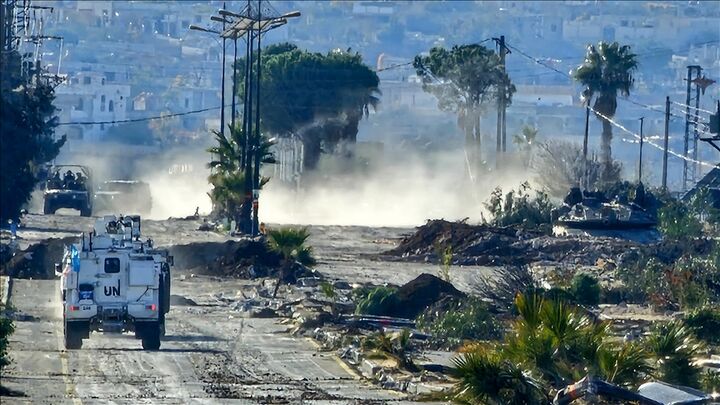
169;294;198;306
382;219;713;267
389;273;465;319
168;240;320;282
1;237;76;279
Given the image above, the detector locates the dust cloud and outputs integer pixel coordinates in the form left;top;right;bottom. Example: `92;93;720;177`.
260;148;533;227
47;141;534;226
50;143;212;220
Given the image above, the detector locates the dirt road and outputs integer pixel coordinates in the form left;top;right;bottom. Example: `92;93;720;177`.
2;213;484;403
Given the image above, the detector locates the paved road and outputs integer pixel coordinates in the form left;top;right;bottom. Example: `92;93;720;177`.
1;213;468;403
1;278;409;404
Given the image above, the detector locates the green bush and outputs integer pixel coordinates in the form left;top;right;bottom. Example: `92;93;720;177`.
483;182;554;231
417;298;502;349
354;286;398;316
0;314;15;377
658;198;702;240
684;306;720;345
702;370;720;392
570;273;600;306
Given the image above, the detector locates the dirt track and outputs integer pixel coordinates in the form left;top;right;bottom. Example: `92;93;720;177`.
2;213;489;403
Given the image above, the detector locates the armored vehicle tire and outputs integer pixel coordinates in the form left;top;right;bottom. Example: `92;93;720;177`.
43;200;55;215
64;323;83;350
140;323;161;350
80;205;92;217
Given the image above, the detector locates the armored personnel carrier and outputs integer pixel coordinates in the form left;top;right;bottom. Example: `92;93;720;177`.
43;165;93;216
58;215;172;350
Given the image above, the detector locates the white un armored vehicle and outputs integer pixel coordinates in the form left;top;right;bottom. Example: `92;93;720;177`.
58;215;172;350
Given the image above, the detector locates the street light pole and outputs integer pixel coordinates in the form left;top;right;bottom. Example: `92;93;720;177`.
231;35;238;130
220;3;226;135
638;117;644;184
252;0;263;236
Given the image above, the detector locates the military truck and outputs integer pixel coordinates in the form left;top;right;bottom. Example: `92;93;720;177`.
94;180;153;215
58;215;172;350
43;165;93;216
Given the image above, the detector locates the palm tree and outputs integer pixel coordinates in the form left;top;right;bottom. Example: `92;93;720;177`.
267;227;316;298
596;342;652;388
643;321;704;388
573;41;638;185
207;125;276;229
452;345;549;405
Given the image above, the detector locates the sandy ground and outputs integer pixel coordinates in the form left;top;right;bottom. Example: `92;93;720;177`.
1;213;479;403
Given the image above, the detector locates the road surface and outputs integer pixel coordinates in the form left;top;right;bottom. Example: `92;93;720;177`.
2;277;410;404
2;213;488;403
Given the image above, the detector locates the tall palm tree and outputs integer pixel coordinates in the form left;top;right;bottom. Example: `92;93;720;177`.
267;227;316;298
573;41;638;185
207;125;276;229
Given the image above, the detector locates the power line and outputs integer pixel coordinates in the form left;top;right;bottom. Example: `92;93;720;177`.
588;104;713;168
670;100;715;115
506;42;711;122
506;44;571;79
377;61;413;72
56;105;226;126
505;41;713;167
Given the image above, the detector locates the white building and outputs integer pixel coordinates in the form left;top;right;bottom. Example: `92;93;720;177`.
55;71;131;141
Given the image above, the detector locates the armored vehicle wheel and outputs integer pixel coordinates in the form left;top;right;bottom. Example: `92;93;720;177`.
64;323;83;350
141;323;161;350
43;200;55;215
80;206;92;217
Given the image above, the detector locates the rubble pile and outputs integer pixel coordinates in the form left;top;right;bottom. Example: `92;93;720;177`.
383;219;652;266
1;237;76;279
388;273;465;319
169;239;283;278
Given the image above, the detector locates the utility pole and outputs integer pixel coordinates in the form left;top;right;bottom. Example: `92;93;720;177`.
582;104;590;189
638;117;644;184
662;96;670;191
683;65;701;191
252;0;263;236
494;35;509;166
220;2;226;135
231;35;238;130
692;70;702;182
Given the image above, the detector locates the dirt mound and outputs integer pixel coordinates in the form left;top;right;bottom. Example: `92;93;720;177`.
383;219;648;267
169;239;281;277
384;219;539;266
388;273;465;319
1;237;76;279
168;239;317;282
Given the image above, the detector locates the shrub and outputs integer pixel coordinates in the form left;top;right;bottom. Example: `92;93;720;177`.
354;286;398;316
0;314;15;377
643;321;704;388
702;370;720;392
684;306;720;345
483;182;554;231
658;198;702;240
570;273;600;306
417;298;502;349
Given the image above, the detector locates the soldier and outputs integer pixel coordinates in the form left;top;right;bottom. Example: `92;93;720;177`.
63;170;76;189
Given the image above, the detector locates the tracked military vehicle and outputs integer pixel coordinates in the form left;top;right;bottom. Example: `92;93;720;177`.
58;215;172;350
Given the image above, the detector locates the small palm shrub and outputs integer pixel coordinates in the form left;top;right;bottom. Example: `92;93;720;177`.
684;306;720;345
0;313;14;377
643;321;704;388
354;286;398;316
